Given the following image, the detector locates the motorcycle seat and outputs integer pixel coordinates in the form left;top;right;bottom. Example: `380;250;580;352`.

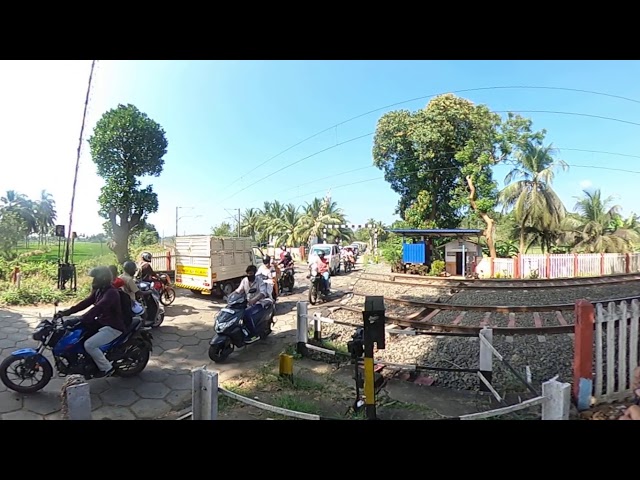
120;317;141;337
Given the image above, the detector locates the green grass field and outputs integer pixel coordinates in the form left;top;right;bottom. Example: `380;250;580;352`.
15;241;109;263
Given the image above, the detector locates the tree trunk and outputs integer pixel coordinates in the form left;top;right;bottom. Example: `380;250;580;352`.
466;176;497;258
111;225;129;264
519;229;526;255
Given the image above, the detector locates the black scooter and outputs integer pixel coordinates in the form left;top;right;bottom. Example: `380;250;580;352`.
208;290;275;363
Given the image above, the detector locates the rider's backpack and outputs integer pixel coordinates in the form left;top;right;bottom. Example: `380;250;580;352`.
117;289;134;329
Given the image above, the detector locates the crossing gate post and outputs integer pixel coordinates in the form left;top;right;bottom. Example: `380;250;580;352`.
363;296;385;420
192;367;219;420
573;299;595;411
478;327;493;391
296;301;309;356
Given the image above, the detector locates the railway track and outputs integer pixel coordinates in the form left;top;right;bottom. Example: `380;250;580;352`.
359;271;640;289
332;292;640;336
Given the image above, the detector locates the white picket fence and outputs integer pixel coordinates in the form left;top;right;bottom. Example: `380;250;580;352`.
593;299;640;403
477;252;640;279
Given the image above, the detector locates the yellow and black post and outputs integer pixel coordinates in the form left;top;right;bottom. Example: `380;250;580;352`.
362;295;385;420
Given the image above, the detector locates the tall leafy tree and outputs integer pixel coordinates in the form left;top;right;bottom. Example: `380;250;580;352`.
373;94;542;258
88;104;168;263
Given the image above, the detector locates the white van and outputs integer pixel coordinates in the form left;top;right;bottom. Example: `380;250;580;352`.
308;244;341;275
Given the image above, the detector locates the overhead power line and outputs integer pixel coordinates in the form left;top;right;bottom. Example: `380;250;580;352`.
221;107;640;207
219;85;640;194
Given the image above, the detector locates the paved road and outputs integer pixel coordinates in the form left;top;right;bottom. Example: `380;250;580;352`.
0;264;360;420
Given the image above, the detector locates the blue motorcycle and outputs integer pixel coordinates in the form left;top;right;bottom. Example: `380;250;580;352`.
208;290;275;363
0;304;154;394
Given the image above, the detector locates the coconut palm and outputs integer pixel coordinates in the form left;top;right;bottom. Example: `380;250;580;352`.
499;142;568;254
568;188;639;253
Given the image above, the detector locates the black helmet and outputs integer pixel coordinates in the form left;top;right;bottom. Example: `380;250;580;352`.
123;261;137;276
141;251;152;262
89;266;113;290
264;255;271;265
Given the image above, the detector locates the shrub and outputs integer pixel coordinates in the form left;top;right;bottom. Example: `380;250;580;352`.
429;260;445;276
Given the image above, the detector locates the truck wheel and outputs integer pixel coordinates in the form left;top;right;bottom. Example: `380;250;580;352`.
221;282;234;297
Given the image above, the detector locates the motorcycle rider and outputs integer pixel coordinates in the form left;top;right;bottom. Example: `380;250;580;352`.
232;264;271;344
138;251;156;282
314;250;331;293
257;255;277;300
119;261;142;302
55;266;125;378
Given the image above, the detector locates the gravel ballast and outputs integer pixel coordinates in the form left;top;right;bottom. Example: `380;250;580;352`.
308;261;639;395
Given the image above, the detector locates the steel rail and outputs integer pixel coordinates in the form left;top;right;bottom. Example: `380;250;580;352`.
358;272;640;290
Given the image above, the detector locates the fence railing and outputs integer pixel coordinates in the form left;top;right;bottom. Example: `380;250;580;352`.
476;252;640;279
574;298;640;408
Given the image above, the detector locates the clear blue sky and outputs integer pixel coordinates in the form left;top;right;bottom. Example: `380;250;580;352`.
3;60;640;236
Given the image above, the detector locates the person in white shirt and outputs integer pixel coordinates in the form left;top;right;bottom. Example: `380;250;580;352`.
233;264;271;343
257;256;275;299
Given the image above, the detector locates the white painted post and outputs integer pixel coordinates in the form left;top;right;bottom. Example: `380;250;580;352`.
541;379;571;420
297;301;309;356
66;383;92;420
478;327;493;391
192;367;218;420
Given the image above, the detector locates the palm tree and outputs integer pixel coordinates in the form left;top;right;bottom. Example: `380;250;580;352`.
569;189;639;253
499;142;568;254
36;190;57;245
295;198;350;246
240;208;263;240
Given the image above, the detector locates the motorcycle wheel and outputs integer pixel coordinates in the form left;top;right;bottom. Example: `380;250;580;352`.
113;343;151;378
309;283;318;305
260;310;275;339
152;310;165;328
0;354;53;394
209;341;234;363
160;287;176;306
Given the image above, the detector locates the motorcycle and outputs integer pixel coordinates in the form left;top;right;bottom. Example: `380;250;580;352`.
279;264;295;293
308;265;329;305
343;257;354;273
208;290;275;363
156;274;176;306
0;303;153;394
137;280;166;327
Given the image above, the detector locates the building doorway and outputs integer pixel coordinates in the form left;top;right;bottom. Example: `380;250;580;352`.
455;252;463;275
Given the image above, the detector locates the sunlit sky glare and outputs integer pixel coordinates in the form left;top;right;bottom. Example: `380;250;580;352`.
1;60;640;236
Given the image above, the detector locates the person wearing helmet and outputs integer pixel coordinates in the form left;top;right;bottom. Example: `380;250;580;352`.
55;266;124;377
257;255;276;300
119;261;141;302
314;250;331;293
138;251;156;282
232;264;270;343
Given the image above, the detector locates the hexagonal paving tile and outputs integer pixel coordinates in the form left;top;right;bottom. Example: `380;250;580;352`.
23;392;60;416
2;410;44;420
164;374;192;390
100;387;140;406
159;341;182;351
0;392;23;413
7;333;27;342
138;369;171;383
159;333;180;342
134;382;170;399
130;398;171;419
177;336;200;346
195;330;212;340
158;326;180;335
176;328;198;337
0;333;7;340
91;393;104;410
165;389;192;408
92;406;136;420
45;411;63;420
0;339;17;349
108;376;143;389
2;327;20;334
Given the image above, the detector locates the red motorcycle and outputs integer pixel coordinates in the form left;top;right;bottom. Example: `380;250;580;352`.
150;274;176;306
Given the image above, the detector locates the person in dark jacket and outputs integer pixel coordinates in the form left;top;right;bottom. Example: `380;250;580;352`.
56;266;124;377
